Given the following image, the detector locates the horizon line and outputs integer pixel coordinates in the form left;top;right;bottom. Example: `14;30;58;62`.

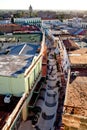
0;9;87;12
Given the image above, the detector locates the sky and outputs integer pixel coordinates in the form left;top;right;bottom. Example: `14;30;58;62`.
0;0;87;10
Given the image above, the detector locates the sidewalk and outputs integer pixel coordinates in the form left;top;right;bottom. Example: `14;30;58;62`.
18;120;35;130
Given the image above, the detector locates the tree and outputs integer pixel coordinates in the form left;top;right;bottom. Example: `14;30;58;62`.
11;15;14;24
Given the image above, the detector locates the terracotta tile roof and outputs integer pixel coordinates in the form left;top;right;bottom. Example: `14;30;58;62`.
0;24;21;27
63;39;79;50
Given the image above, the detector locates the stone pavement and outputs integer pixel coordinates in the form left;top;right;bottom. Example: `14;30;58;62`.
18;120;35;130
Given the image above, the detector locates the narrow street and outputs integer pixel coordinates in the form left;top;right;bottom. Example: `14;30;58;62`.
19;37;65;130
34;47;60;130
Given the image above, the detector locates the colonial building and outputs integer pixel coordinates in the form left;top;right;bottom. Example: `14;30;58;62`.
0;32;46;130
14;17;42;27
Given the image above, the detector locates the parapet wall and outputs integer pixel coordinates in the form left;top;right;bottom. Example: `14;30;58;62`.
63;113;87;130
64;68;71;105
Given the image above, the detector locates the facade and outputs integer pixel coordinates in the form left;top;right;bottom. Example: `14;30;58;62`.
0;54;42;130
0;55;42;96
42;18;61;25
0;32;45;130
42;19;62;30
14;17;42;27
45;28;70;73
65;17;87;29
44;27;70;129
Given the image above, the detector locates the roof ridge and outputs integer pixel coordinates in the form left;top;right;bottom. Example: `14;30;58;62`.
19;44;26;55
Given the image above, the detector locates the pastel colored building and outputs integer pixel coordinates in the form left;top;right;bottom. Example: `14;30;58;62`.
14;17;42;27
0;33;46;130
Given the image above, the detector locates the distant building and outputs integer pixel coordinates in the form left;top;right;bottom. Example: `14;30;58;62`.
0;24;21;33
65;17;87;29
14;17;42;27
42;18;62;29
0;20;10;24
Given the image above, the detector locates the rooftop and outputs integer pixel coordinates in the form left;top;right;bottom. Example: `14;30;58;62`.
42;18;60;20
0;55;33;77
0;41;41;77
65;68;87;116
69;48;87;54
9;43;40;55
69;48;87;65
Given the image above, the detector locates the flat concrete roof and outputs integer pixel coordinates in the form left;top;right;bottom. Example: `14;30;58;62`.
69;48;87;54
65;68;87;116
0;55;33;77
69;48;87;65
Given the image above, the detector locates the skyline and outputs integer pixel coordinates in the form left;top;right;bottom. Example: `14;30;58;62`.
0;0;87;10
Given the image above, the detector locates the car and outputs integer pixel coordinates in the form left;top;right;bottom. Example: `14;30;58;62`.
4;94;12;103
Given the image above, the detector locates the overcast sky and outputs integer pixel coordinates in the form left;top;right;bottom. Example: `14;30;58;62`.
0;0;87;10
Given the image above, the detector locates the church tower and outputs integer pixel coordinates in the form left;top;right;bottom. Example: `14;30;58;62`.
29;5;33;17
